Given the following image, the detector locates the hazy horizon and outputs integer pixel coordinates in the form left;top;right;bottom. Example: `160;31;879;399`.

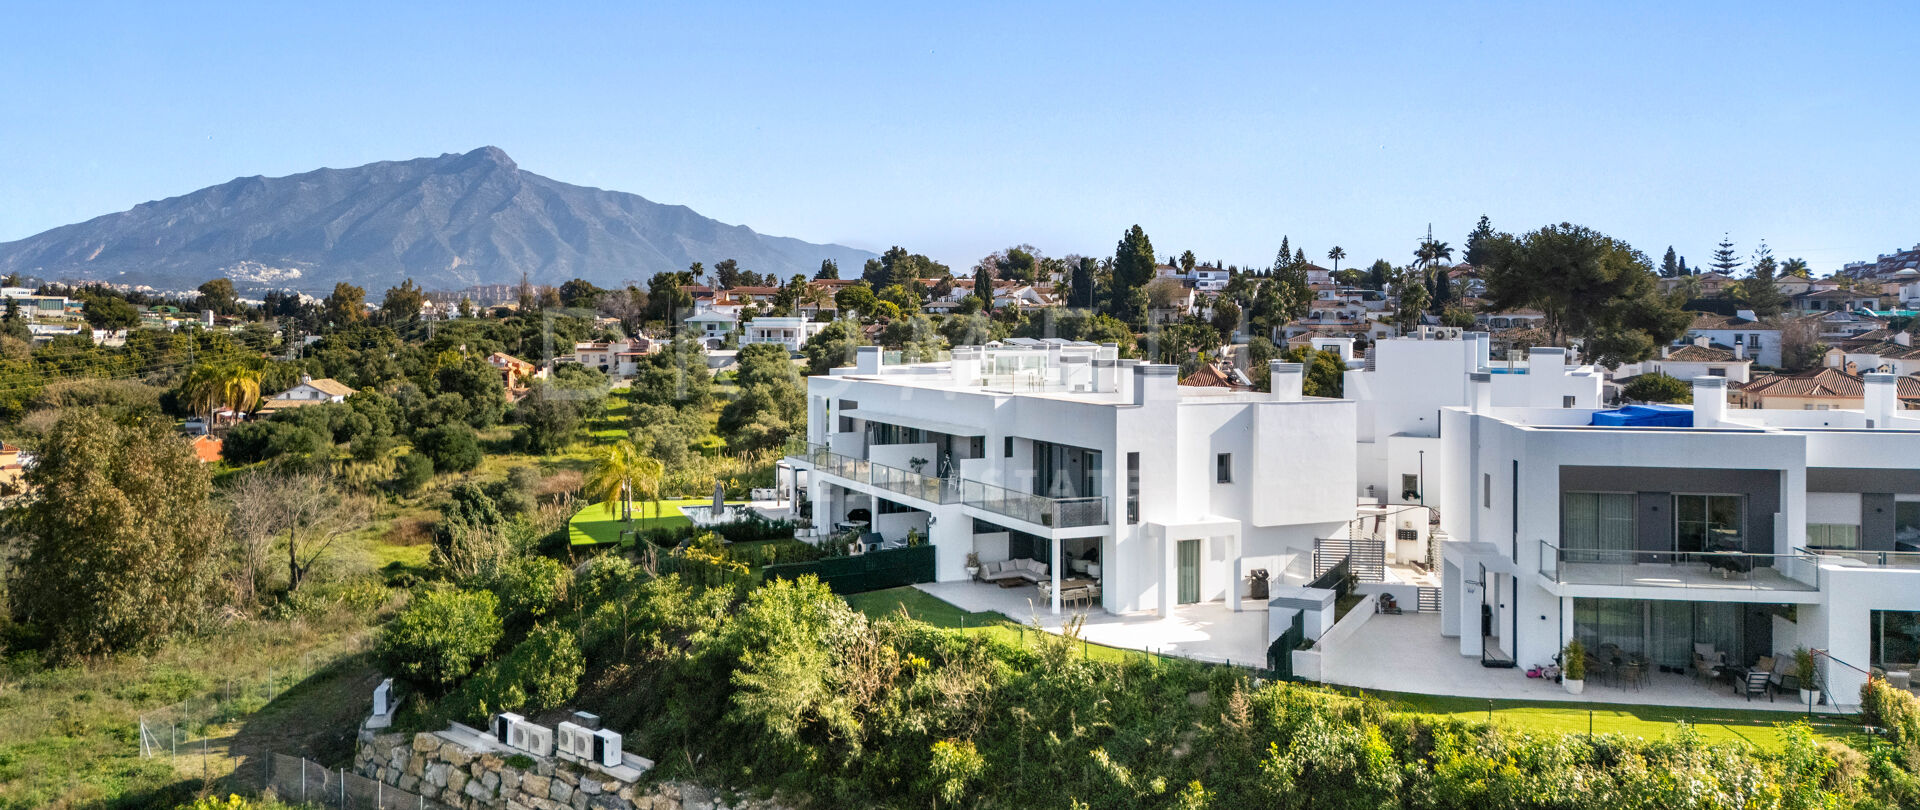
3;1;1916;277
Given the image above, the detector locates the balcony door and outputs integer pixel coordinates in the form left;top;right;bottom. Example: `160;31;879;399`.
1675;494;1745;553
1562;493;1635;562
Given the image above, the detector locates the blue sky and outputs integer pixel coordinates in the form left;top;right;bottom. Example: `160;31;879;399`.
2;1;1916;276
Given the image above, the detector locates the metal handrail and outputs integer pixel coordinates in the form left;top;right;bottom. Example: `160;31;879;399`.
789;443;959;504
1538;539;1821;591
1808;548;1920;568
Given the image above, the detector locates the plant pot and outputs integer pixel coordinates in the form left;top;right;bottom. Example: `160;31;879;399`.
965;566;980;579
1564;678;1585;695
1800;688;1818;706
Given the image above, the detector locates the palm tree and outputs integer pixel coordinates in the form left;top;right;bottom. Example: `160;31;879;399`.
1327;246;1346;276
218;364;263;423
586;439;665;539
181;362;262;433
800;283;832;319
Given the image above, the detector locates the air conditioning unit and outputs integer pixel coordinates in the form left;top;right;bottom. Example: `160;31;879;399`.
509;721;554;757
591;728;623;768
372;678;393;717
556;721;594;760
493;712;524;745
570;711;602;730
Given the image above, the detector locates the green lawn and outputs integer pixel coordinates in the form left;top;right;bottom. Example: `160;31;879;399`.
1358;688;1865;751
569;498;756;545
844;587;1138;664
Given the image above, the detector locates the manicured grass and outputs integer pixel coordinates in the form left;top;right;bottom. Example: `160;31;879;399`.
1362;688;1866;751
844;587;1137;663
568;498;749;545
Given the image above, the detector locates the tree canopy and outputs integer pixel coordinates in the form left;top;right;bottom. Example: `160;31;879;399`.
1478;222;1691;367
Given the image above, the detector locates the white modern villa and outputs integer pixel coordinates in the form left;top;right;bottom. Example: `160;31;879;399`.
783;331;1920;706
788;341;1355;616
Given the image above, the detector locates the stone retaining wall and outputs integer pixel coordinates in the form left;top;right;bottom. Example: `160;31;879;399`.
355;730;786;810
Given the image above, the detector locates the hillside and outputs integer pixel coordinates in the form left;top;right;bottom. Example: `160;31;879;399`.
0;146;875;293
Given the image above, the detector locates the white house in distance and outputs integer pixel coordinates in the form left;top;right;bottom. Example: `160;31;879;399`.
1684;311;1782;368
1646;341;1754;384
740;316;826;353
257;376;357;415
684;309;739;348
788;342;1356;616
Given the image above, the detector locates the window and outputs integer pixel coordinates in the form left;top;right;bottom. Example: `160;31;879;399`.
1215;453;1232;483
968;436;985;459
1750;333;1762;349
1483;473;1492;508
1004;436;1014;458
1562;493;1635;556
1563;395;1576;408
1899;501;1920;548
1675;494;1745;552
1401;474;1420;501
1806;523;1860;549
1804;404;1832;411
1707;367;1726;377
1126;452;1140;525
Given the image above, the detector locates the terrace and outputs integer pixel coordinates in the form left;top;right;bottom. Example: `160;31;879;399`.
1538;542;1823;594
789;443;1109;529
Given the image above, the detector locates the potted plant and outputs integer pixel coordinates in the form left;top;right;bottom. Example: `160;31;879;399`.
1794;647;1820;705
1563;640;1587;695
964;551;981;579
909;456;929;474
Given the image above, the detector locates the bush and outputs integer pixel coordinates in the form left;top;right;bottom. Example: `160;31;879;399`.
377;586;503;688
1623;371;1692;403
443;623;584;720
490;555;571;625
393;452;434;494
1863;676;1920;752
417;423;482;473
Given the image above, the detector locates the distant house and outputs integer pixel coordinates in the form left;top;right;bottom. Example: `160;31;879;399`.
684;309;739;348
740;316;826;353
0;442;25;496
487;352;542;393
190;435;224;464
1658;271;1736;296
258;376;356;415
1824;332;1920;376
1684;311;1782;368
1476;309;1547;332
1793;288;1883;313
1648;341;1753;384
1734;367;1920;410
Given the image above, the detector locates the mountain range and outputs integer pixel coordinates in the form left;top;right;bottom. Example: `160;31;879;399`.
0;146;875;294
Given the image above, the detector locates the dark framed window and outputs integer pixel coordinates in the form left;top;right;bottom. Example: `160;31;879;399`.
1215;453;1232;484
1126;452;1140;524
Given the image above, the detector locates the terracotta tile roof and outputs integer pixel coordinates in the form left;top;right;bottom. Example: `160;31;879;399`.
191;435;223;463
1664;344;1745;362
1838;340;1920;359
1178;362;1250;390
1736;368;1920;400
1689;312;1761;330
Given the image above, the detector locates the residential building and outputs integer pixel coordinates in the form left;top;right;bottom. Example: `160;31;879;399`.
1794;288;1884;314
258;376;356;414
0;441;24;496
741;316;826;353
1736;367;1920;410
1658;271;1736;297
1841;242;1920;280
1684;311;1783;368
1647;341;1753;384
572;339;658;377
788;341;1356;616
1344;331;1603;563
1825;332;1920;377
1476;310;1547;332
488;352;542;394
1434;372;1920;699
684;309;739;348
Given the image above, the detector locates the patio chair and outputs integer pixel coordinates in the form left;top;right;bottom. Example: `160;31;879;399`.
1618;660;1647;691
1742;668;1774;702
1691;644;1725;686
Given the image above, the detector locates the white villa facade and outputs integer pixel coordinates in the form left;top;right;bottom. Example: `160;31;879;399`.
741;316;825;352
788;342;1356;616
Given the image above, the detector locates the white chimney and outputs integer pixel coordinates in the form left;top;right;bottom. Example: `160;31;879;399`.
1269;361;1304;401
855;345;882;375
1692;377;1728;427
1897;332;1913;348
1733;342;1746;360
1865;372;1897;429
1693;334;1711;348
1133;364;1178;405
1469;371;1492;414
1661;344;1672;359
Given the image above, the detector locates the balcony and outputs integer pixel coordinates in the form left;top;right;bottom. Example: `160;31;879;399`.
791;443;957;504
958;479;1107;529
1538;541;1821;593
1809;549;1920;569
789;443;1108;529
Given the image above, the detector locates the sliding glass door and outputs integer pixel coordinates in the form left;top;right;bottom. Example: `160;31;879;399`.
1675;494;1745;553
1563;493;1635;561
1575;599;1752;671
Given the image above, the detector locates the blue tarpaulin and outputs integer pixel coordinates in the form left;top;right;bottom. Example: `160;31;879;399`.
1588;403;1694;427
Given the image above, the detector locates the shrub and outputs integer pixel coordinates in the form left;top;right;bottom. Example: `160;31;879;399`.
393;453;434;494
490;555;571;625
376;586;503;688
416;423;481;473
1623;371;1692;404
443;623;584;720
1563;639;1586;681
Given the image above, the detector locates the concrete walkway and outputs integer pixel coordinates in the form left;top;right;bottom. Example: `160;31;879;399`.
1321;612;1838;712
913;581;1272;667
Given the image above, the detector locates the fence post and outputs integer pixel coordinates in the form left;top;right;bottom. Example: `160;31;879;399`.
302;757;307;802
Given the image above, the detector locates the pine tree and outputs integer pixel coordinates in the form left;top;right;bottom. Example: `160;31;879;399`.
1710;235;1742;275
1660;246;1680;278
1111;225;1157;322
1463;216;1496;267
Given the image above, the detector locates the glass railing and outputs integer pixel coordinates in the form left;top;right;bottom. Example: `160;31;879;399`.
1808;548;1920;568
788;443;958;504
1538;540;1820;591
958;479;1108;529
788;443;1108;527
